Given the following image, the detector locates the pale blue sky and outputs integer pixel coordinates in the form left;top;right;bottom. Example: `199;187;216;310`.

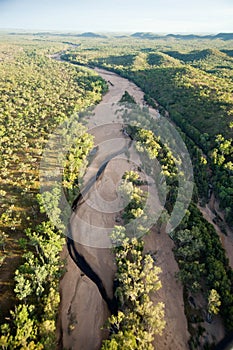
0;0;232;33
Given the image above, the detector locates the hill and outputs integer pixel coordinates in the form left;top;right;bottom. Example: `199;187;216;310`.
76;32;107;38
131;32;233;41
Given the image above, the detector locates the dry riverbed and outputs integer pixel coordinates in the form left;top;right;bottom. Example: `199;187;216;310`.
59;68;190;350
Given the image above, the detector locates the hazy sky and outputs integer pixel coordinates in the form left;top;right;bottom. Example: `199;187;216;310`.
0;0;232;33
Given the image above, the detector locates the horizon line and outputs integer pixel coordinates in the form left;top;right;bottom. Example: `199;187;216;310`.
1;29;233;35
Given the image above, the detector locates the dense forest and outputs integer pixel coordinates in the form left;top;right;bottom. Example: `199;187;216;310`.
0;32;233;350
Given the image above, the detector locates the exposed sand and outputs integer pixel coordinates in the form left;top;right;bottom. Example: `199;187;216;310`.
144;228;190;350
198;193;233;269
59;251;110;350
59;68;191;350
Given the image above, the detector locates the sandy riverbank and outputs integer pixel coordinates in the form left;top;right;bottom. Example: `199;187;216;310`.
59;68;190;350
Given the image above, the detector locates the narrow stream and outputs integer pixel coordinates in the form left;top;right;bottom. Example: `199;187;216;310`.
67;135;132;315
50;51;119;315
67;232;118;315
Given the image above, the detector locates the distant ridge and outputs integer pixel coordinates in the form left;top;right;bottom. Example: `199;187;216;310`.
7;31;233;41
214;33;233;40
9;31;107;38
131;32;233;41
76;32;107;38
131;32;161;39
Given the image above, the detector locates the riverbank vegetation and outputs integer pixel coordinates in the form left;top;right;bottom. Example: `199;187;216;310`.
0;37;107;348
119;110;233;347
102;172;165;349
0;32;233;349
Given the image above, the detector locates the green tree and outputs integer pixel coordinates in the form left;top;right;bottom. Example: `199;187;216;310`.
208;289;221;315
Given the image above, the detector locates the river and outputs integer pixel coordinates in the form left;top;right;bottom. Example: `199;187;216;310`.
53;57;192;350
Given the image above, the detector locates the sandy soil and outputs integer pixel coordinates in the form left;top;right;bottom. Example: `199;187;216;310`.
198;193;233;269
144;228;190;350
59;68;191;350
59;250;110;350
